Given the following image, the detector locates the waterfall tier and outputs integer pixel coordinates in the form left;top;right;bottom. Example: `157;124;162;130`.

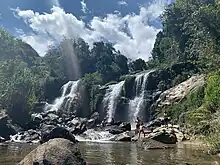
45;80;80;113
103;81;125;123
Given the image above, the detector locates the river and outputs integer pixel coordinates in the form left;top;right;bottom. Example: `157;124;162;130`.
0;142;219;165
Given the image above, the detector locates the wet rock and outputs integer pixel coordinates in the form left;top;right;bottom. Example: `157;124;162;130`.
107;122;131;135
119;122;131;131
0;111;17;140
113;131;132;142
11;130;41;143
71;123;87;135
108;127;124;135
87;112;99;129
46;113;59;121
19;138;86;165
33;102;47;113
0;136;6;143
90;112;99;120
40;127;77;144
149;130;177;144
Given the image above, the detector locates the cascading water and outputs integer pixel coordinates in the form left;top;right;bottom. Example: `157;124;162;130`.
75;129;116;142
45;80;80;112
103;81;125;123
129;71;151;124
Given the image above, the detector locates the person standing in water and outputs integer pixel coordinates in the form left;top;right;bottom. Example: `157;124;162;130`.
139;122;145;138
135;117;141;134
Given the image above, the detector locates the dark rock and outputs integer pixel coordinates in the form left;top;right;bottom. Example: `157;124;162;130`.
33;102;47;113
119;122;131;131
113;132;132;142
0;136;6;143
87;119;96;129
150;130;177;144
109;128;124;135
40;127;77;144
0;111;17;140
71;123;87;135
90;112;99;120
87;112;99;129
19;138;86;165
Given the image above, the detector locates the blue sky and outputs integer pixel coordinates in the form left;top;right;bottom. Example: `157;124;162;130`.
0;0;174;60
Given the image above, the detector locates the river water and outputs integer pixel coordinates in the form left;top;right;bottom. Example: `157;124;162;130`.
0;142;219;165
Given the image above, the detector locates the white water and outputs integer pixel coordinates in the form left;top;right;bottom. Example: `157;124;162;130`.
103;81;125;123
129;72;151;124
75;129;116;143
45;80;80;112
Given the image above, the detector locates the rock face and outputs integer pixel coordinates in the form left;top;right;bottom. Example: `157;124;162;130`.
157;75;205;108
19;138;86;165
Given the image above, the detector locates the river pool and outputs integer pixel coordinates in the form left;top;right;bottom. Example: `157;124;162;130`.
0;141;219;165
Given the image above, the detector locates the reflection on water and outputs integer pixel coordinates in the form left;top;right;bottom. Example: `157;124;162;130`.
0;143;37;165
0;142;219;165
79;142;220;165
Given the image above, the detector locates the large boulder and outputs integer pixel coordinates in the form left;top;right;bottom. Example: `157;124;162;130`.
70;123;87;135
40;127;77;144
108;127;124;135
112;131;133;142
119;122;131;131
107;122;131;135
87;112;99;129
149;130;177;144
19;138;86;165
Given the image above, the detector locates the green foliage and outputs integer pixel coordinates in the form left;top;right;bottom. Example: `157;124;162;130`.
129;58;147;72
0;59;40;125
205;72;220;111
151;0;220;71
45;39;129;83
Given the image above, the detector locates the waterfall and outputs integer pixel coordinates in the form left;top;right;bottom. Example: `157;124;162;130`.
103;81;125;123
129;71;151;123
45;80;80;112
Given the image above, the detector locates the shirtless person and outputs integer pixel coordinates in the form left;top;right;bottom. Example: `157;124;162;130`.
139;122;145;138
135;117;141;134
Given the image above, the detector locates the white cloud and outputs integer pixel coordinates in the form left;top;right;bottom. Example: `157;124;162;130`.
118;1;128;6
13;0;168;60
51;0;60;7
81;0;88;14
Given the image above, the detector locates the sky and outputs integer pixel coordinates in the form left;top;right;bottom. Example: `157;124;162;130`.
0;0;174;60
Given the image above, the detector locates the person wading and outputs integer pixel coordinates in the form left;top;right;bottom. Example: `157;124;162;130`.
139;122;145;138
135;117;141;135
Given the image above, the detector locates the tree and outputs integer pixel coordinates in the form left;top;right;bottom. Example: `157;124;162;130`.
129;58;147;72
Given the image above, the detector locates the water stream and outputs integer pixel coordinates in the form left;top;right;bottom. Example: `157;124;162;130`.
103;81;125;123
129;71;151;124
44;80;80;112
